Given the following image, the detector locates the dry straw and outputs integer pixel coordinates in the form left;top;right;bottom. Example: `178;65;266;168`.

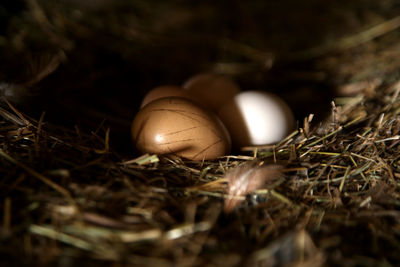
2;1;400;266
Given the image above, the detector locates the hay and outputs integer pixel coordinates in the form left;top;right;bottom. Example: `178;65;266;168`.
1;1;400;266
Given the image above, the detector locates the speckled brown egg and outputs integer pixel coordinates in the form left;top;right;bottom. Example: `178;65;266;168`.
182;73;241;111
140;85;194;107
132;97;231;160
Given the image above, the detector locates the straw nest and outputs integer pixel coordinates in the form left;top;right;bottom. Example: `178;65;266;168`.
1;1;400;266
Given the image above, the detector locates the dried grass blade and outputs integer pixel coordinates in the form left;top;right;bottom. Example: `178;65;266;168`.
29;224;94;251
0;149;75;205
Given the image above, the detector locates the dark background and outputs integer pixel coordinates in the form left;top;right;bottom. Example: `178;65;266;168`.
1;0;399;153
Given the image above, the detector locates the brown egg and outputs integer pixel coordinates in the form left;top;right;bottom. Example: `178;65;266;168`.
140;85;194;107
182;73;241;111
132;97;231;160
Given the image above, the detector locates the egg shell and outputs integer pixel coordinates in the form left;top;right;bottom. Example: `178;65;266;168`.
132;97;231;160
183;73;241;111
141;85;194;108
218;91;295;147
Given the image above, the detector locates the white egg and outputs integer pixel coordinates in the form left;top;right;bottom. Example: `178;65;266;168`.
218;91;295;147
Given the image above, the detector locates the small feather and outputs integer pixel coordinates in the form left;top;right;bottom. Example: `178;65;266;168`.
224;160;283;212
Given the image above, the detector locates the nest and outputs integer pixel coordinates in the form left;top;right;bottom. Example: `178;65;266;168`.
1;1;400;266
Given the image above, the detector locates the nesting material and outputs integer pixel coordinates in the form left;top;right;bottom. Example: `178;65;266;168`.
2;1;400;266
